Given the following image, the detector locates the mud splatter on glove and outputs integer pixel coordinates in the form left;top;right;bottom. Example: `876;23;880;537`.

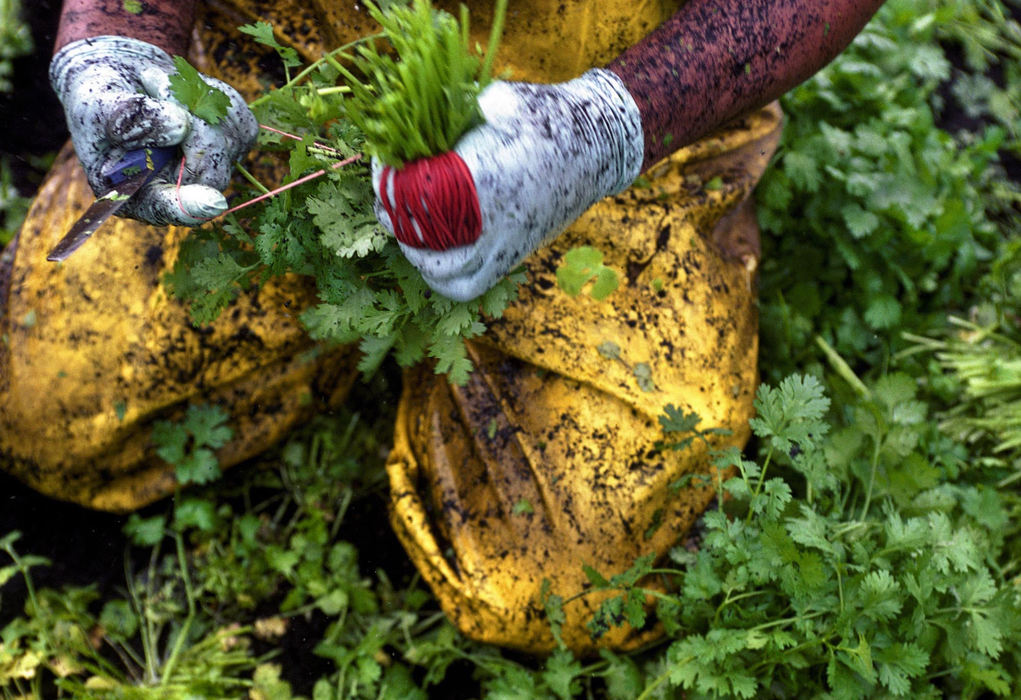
373;68;644;302
49;36;258;226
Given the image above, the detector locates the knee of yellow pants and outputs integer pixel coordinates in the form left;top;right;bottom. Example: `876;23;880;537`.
0;146;359;512
385;103;783;654
0;0;369;513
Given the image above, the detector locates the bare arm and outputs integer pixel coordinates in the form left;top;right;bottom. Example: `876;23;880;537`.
55;0;197;54
608;0;886;169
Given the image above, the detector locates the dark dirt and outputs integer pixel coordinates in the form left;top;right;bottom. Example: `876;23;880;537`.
1;3;1020;698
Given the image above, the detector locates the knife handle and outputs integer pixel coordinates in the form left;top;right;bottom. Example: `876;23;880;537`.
101;146;176;189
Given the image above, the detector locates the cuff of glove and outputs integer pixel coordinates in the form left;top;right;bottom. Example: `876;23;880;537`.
568;67;644;195
50;35;174;97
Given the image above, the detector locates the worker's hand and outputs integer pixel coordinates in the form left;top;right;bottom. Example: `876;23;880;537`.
373;68;644;302
50;36;258;226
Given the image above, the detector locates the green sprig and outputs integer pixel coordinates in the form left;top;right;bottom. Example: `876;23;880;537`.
335;0;508;167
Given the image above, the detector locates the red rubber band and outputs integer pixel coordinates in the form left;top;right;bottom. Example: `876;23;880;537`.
380;151;483;251
173;150;362;222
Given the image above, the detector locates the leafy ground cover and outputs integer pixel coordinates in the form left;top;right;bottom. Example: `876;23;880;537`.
2;0;1021;697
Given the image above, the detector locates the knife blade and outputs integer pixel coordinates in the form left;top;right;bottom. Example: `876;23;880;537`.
47;146;176;262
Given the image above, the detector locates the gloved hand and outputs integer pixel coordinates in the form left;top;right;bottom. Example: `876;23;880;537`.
49;36;258;226
373;68;644;302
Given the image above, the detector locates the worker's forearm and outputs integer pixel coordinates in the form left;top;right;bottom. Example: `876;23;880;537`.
55;0;197;55
608;0;886;169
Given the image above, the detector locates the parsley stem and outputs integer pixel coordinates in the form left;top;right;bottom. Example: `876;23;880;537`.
159;528;197;687
636;663;678;700
750;609;827;631
247;34;384;109
859;439;882;520
234;162;269;195
815;335;870;398
714;589;768;626
836;563;845;613
133;540;164;683
746;448;774;525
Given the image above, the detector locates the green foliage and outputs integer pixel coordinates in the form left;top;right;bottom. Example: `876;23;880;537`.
237;21;301;73
757;0;1021;378
0;531;264;698
656;404;733;454
0;0;32;93
555;245;620;300
658;375;1017;698
909;316;1021;455
167;56;231;126
151;403;233;486
0;157;31;245
335;0;507;167
911;241;1021;460
0;0;35;245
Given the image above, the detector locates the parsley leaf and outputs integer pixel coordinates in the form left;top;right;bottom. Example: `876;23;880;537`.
555;246;619;299
151;404;233;485
168;55;232;125
237;21;301;69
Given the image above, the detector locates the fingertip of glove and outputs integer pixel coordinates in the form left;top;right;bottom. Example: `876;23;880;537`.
176;184;228;222
141;183;227;226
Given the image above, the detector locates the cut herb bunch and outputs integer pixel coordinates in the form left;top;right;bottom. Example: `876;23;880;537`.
165;0;518;384
336;0;508;167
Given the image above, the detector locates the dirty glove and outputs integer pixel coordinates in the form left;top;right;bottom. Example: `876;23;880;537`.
373;68;644;302
50;36;258;226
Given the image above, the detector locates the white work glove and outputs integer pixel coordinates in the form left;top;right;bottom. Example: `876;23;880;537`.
50;36;258;225
373;68;644;302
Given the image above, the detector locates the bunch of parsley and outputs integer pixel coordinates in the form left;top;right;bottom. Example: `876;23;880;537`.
335;0;507;167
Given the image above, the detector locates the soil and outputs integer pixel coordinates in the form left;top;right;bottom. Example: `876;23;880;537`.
1;3;1019;698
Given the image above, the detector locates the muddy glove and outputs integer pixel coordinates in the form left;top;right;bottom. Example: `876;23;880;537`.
50;36;258;226
373;68;644;302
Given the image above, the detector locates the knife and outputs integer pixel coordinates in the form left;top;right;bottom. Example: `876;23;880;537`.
47;146;176;262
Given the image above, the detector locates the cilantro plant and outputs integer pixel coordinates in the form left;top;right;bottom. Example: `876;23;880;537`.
0;0;31;93
0;157;31;245
555;245;620;300
151;403;232;486
0;0;34;244
756;0;1020;378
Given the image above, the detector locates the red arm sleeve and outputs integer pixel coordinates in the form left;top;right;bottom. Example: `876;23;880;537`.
54;0;197;55
607;0;886;170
